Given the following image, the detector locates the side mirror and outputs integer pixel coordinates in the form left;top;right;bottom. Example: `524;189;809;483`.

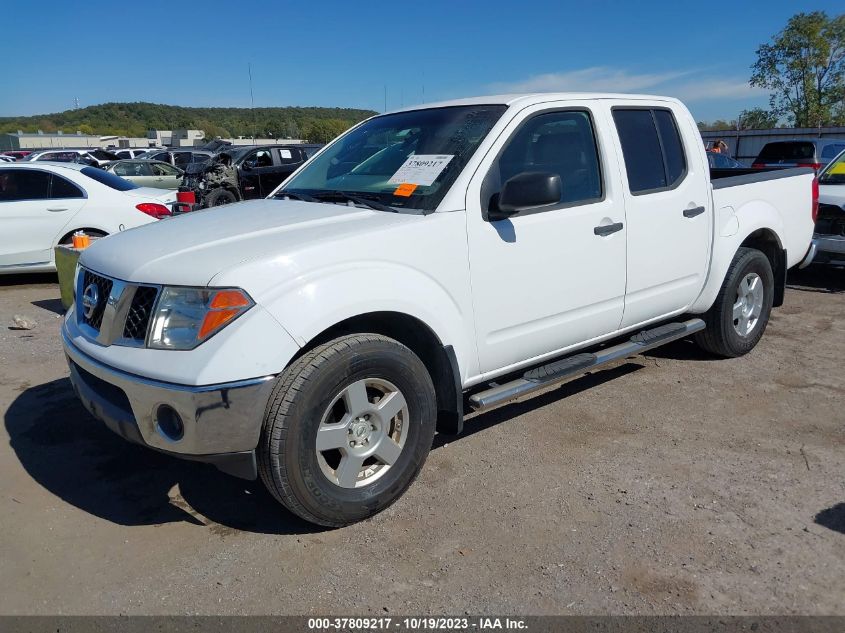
488;171;561;221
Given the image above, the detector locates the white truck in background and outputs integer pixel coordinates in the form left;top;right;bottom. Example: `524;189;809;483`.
62;93;816;526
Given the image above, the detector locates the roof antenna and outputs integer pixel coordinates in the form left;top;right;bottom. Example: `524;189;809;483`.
248;62;257;141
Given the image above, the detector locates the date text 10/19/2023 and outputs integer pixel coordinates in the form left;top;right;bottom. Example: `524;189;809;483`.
307;617;528;631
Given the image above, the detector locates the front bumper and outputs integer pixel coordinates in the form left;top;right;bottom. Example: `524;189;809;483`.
62;328;275;480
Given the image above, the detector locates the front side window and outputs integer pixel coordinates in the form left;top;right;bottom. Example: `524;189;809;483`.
282;105;507;212
247;149;273;168
488;110;602;209
0;169;51;200
613;108;687;194
151;152;171;163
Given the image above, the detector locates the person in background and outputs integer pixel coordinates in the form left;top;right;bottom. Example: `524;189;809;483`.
711;139;729;154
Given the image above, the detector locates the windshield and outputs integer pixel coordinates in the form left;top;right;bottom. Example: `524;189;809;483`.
819;149;845;184
279;105;507;212
81;166;139;190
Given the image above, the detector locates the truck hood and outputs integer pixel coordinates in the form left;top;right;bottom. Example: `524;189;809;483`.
79;198;420;287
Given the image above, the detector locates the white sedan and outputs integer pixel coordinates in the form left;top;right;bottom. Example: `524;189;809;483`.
0;162;178;274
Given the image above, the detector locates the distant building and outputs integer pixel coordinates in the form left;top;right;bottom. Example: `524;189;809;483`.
171;129;205;147
0;130;154;151
226;137;306;146
147;129;172;146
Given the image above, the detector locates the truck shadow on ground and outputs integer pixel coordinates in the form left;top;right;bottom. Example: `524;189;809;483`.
786;265;845;294
814;503;845;535
5;378;317;535
8;365;650;534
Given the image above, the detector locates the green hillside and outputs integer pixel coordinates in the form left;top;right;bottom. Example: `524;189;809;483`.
0;102;378;141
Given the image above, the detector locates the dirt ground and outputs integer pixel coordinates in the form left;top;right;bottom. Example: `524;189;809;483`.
0;268;843;615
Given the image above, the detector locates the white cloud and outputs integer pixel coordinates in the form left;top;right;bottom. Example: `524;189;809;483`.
486;67;765;105
488;66;694;94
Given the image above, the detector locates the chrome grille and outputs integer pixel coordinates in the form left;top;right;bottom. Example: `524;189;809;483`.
81;270;113;330
123;286;158;341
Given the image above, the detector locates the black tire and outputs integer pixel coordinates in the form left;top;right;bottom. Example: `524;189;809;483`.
258;334;437;527
694;247;774;358
204;188;238;207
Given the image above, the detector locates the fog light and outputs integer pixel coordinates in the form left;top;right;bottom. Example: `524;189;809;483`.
156;405;184;441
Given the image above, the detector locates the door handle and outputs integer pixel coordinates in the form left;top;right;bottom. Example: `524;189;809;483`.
594;222;624;236
683;206;705;218
47;207;68;212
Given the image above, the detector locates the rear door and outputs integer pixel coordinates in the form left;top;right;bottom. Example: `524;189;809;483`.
611;105;711;327
0;169;85;267
149;162;182;189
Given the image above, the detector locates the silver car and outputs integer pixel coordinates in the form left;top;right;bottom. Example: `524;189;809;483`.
106;160;184;189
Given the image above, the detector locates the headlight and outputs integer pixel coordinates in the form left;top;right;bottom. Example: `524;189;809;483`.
148;287;253;350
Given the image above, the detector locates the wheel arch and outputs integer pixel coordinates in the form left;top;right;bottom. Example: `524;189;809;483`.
57;226;109;245
739;228;786;307
291;311;463;436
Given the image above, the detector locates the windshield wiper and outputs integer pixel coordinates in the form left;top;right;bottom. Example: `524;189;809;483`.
274;190;319;202
310;191;401;213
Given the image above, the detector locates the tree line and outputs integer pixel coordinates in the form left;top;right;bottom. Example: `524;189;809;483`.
0;102;378;142
699;11;844;131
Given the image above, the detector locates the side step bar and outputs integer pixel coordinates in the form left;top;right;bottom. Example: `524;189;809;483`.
469;318;705;412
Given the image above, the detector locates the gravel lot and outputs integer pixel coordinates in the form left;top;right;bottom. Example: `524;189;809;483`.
0;268;843;615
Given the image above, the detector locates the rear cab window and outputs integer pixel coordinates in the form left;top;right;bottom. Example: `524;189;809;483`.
612;108;687;194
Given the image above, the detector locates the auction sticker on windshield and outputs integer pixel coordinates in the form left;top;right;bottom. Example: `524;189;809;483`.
388;154;454;186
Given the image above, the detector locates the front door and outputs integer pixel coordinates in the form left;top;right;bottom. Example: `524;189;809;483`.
240;148;274;198
610;106;711;327
466;105;628;374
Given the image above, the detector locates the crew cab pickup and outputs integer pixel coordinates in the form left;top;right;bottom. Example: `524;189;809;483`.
62;93;816;526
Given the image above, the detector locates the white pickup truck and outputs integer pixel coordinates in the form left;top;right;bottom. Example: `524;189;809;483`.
62;93;817;526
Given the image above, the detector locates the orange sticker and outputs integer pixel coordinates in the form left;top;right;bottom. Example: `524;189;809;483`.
393;183;418;197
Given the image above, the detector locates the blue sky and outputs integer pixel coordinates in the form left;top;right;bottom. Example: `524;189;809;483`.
3;1;842;121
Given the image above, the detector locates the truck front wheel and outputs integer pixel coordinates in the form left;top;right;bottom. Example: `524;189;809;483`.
694;247;774;358
204;188;238;207
258;334;437;527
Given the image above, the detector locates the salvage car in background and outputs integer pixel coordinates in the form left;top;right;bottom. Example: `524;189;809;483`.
0;162;177;273
180;144;314;207
106;160;183;189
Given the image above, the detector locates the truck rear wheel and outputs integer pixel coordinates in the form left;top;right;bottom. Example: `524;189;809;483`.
694;247;774;358
258;334;437;527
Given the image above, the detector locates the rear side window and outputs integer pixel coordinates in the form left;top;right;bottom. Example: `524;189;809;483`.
278;148;301;164
757;142;815;161
0;169;51;200
50;174;84;198
613;108;687;194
